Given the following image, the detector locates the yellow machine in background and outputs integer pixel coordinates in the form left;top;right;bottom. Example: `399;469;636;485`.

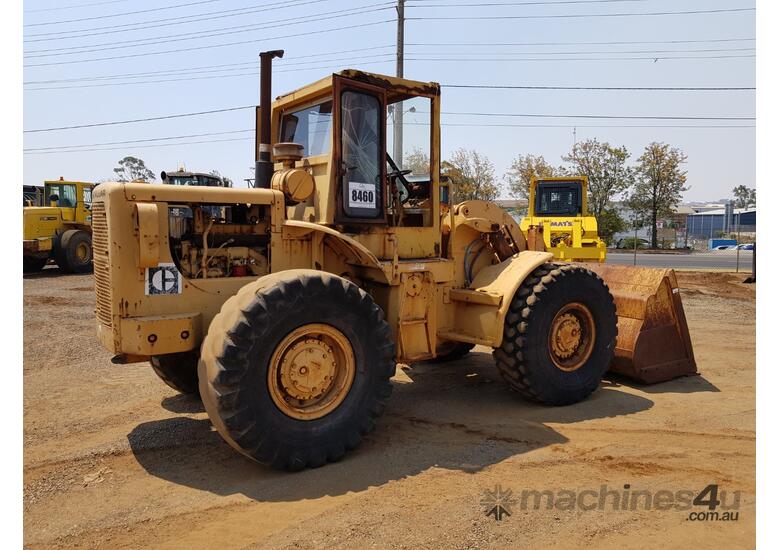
23;178;94;273
520;176;606;262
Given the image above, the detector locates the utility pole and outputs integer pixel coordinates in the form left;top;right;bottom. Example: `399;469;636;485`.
393;0;405;166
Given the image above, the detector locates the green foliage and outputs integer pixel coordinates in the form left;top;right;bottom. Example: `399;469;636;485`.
504;153;558;200
113;156;155;182
560;139;634;219
732;184;756;208
446;148;499;203
596;207;627;246
619;237;649;249
628;142;688;249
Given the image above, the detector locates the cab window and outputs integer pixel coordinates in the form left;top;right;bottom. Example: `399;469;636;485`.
535;182;581;216
341;90;382;219
46;183;77;207
386;95;433;226
280;100;333;157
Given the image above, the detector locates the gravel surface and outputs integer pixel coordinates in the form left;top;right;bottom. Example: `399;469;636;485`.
23;267;755;549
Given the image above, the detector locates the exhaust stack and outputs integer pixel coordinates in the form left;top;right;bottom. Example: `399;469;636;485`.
255;49;284;188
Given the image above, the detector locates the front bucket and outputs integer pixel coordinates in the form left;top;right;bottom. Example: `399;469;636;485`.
586;264;697;384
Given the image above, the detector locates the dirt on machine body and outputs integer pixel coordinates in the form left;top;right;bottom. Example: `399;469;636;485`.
92;54;696;470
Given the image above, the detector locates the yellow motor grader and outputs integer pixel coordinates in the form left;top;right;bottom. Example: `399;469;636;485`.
93;51;696;470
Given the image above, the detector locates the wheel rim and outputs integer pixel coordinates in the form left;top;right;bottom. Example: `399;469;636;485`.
76;242;90;262
268;323;355;420
547;302;596;372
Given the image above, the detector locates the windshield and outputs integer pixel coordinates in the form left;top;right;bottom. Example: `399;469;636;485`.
535;182;581;216
386;96;432;177
44;183;77;207
168;175;222;187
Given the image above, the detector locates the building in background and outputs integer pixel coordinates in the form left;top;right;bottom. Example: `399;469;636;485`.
686;207;756;240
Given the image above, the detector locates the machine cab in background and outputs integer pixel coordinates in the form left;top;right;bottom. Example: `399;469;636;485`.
43;179;93;223
533;179;583;217
520;176;606;262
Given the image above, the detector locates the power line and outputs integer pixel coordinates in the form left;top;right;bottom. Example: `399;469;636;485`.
24;50;754;89
23;0;332;40
24;59;398;91
24;0;222;26
24;103;755;134
23;45;396;85
24;136;252;154
406;53;756;61
24;106;254;133
25;0;134;12
409;37;756;46
409;0;664;5
443;84;755;90
23;19;395;67
23;122;756;155
24;4;395;57
23;46;753;85
439;110;755;120
24;129;254;151
407;7;756;20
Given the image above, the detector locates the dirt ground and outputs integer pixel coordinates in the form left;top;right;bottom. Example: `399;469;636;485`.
23;268;755;549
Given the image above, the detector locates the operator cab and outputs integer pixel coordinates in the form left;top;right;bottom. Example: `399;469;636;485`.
533;180;583;217
271;70;440;230
160;170;228;188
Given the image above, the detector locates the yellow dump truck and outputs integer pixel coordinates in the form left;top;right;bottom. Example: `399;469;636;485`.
520;176;606;262
23;179;94;273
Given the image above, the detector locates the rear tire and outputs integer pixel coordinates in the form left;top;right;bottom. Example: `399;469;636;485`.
23;256;48;273
199;270;395;470
56;229;92;273
493;263;617;406
150;352;199;395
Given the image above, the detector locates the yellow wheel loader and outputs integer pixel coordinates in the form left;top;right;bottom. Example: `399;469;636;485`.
23;179;95;273
93;51;696;470
519;176;606;263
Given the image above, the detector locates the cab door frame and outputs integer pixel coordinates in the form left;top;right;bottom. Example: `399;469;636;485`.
332;75;388;225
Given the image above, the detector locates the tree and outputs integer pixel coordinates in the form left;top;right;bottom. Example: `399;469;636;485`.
404;147;431;176
446;148;499;203
560;139;634;224
732;185;756;208
628;142;688;248
113;156;155;182
504;153;558;200
210;170;233;187
596;207;627;246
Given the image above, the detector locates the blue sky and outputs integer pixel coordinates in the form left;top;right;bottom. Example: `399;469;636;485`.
23;0;755;202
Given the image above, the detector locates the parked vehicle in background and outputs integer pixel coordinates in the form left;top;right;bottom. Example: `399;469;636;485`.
616;237;650;249
22;178;95;273
160;169;230;187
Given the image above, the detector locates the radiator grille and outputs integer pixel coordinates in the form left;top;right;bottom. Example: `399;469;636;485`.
91;201;113;328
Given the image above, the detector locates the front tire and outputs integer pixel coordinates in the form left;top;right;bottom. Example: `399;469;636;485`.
493;263;617;405
199;270;395;470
